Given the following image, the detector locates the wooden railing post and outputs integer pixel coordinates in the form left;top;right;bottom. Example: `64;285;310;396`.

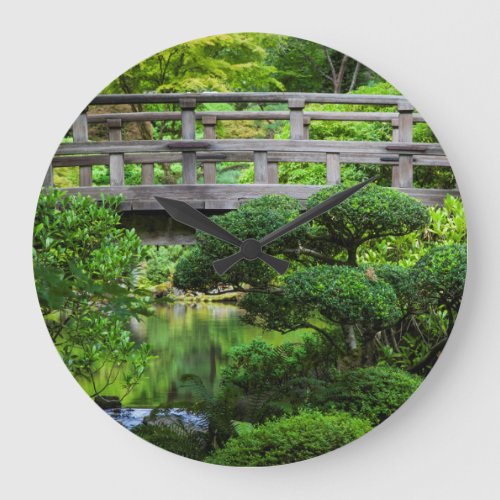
393;102;414;188
202;115;217;184
391;117;399;186
107;118;124;186
254;151;268;183
72;110;90;186
43;163;53;187
180;98;197;184
288;98;305;140
326;153;341;184
142;163;154;185
303;116;311;140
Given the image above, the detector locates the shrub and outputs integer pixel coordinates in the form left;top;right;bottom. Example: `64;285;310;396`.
174;195;306;290
307;184;429;265
205;411;371;466
133;423;208;461
413;244;467;314
33;190;152;398
145;245;184;285
285;265;402;333
221;337;337;396
310;367;422;425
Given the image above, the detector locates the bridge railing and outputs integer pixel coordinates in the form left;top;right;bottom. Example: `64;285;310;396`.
46;92;453;205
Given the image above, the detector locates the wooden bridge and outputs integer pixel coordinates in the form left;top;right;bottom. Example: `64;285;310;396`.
45;92;458;244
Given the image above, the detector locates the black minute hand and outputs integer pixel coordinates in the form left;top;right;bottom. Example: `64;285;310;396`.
213;176;377;275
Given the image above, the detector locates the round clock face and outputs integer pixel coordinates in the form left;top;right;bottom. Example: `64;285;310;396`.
33;33;467;466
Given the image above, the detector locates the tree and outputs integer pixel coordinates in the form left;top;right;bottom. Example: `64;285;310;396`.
266;36;378;93
306;184;429;266
33;190;153;399
173;187;431;364
103;33;284;95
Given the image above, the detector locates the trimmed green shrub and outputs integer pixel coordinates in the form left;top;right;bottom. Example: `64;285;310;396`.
307;184;429;265
285;265;402;332
205;411;371;466
413;244;467;313
310;367;422;425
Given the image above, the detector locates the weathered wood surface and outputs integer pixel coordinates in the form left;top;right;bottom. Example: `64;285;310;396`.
107;118;124;186
61;184;459;209
51;152;450;167
87;110;424;123
92;92;407;106
56;139;445;156
72;113;91;186
202;115;217;184
326;153;341;185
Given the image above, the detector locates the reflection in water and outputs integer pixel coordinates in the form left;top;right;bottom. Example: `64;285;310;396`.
78;302;304;407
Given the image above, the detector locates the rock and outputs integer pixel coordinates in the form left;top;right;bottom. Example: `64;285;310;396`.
94;395;122;409
143;408;207;431
143;409;185;427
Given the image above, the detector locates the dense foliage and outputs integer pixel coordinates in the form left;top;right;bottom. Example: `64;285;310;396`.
39;33;467;466
205;411;371;466
309;367;422;425
33;190;152;398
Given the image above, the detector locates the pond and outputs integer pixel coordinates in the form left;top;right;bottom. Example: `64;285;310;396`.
78;302;305;407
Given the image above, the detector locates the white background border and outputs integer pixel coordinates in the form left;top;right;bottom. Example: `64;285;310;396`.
1;1;499;498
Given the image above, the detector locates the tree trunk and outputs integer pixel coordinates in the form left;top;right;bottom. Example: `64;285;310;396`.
346;247;358;266
345;324;357;350
335;55;349;93
349;62;361;92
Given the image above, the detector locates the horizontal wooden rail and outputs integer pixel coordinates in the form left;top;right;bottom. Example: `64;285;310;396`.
56;139;445;156
87;111;424;124
51;152;449;168
91;92;407;106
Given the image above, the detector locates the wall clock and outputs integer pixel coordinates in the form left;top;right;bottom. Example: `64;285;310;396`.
33;32;467;466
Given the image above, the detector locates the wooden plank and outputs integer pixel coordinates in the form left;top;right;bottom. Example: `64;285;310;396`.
394;103;414;188
180;98;197;185
303;116;311;140
87;110;425;124
267;162;279;183
326;153;341;185
56;139;445;156
289;98;305;140
42;163;53;187
391;117;399;186
108;118;124;186
60;184;459;208
92;92;407;106
52;150;450;168
202;115;217;184
141;163;154;185
72;113;91;186
254;151;268;183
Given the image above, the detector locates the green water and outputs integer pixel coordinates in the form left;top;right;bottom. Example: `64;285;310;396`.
80;302;304;407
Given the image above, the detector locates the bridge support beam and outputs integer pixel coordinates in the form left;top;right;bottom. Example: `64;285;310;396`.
120;212;196;245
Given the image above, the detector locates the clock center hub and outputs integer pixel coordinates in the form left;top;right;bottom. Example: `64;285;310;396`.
241;238;262;260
